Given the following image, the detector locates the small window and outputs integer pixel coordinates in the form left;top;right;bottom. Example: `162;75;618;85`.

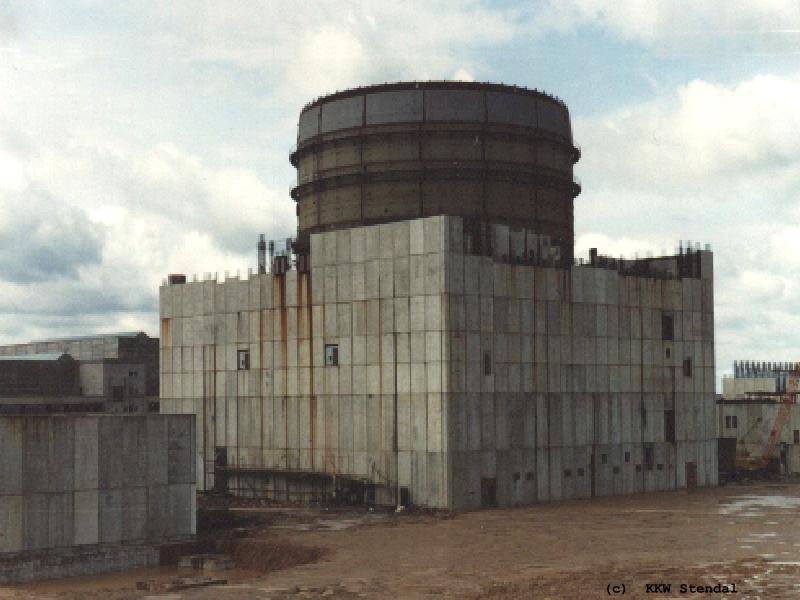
661;314;674;341
683;357;692;377
525;471;535;481
733;415;738;428
512;472;520;482
237;349;250;370
612;466;620;475
577;468;585;477
656;463;663;471
624;451;631;463
794;430;799;444
484;351;492;376
635;464;642;472
324;344;339;367
112;385;124;401
665;347;671;359
601;454;608;465
564;469;572;477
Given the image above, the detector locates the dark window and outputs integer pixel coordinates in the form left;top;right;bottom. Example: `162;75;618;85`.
661;314;674;341
644;445;654;468
733;415;738;428
794;430;799;444
683;358;692;377
484;351;492;376
612;466;620;475
601;454;608;465
726;415;738;429
666;347;671;358
656;464;663;471
324;344;338;367
112;385;124;401
512;472;520;482
577;468;585;477
525;471;535;481
237;349;250;370
564;469;572;477
665;410;675;443
636;464;642;472
624;451;631;463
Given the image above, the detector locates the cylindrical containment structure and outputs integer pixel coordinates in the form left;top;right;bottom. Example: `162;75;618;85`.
290;81;580;259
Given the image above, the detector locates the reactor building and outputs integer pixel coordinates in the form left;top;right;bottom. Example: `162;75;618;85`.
159;82;717;510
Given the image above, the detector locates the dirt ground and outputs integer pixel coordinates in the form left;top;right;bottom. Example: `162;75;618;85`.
4;481;800;599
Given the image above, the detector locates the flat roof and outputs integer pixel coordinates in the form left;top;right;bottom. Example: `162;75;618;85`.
0;352;69;362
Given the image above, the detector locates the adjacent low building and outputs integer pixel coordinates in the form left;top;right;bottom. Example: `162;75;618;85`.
0;414;195;583
718;361;800;476
0;332;159;414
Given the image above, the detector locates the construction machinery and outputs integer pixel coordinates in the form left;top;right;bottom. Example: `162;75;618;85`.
735;376;798;473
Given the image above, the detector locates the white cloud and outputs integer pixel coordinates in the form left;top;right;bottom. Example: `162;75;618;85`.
536;1;800;52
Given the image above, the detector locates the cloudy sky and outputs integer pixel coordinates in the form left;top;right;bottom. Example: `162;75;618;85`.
1;1;800;386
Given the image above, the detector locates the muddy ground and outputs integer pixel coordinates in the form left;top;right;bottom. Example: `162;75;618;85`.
3;481;800;599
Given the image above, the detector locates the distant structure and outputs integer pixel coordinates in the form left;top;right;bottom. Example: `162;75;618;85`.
161;81;717;510
0;332;159;414
718;361;800;477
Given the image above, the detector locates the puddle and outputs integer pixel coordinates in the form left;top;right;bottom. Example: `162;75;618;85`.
718;495;800;515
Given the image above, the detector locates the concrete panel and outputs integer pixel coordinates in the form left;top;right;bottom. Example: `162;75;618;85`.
0;495;23;553
487;91;537;128
366;89;423;124
424;89;484;122
0;418;22;494
298;105;320;142
73;490;99;546
320;95;363;133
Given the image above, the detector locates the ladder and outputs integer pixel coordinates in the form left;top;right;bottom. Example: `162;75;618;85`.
760;397;793;469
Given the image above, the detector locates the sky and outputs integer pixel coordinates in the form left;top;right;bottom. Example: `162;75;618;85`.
2;1;800;387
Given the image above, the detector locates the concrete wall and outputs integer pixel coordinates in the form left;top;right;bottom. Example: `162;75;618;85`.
0;414;195;558
160;216;717;510
443;220;717;510
722;377;776;397
160;218;450;507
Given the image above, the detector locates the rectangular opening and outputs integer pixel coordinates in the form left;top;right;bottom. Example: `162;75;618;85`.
525;471;535;481
512;472;520;482
612;466;620;475
112;385;124;401
624;451;631;463
794;430;799;444
665;409;675;443
644;444;654;469
237;349;250;370
661;314;674;341
324;344;339;367
564;469;572;477
483;351;492;376
577;468;585;477
601;454;608;465
683;357;692;377
733;415;738;428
